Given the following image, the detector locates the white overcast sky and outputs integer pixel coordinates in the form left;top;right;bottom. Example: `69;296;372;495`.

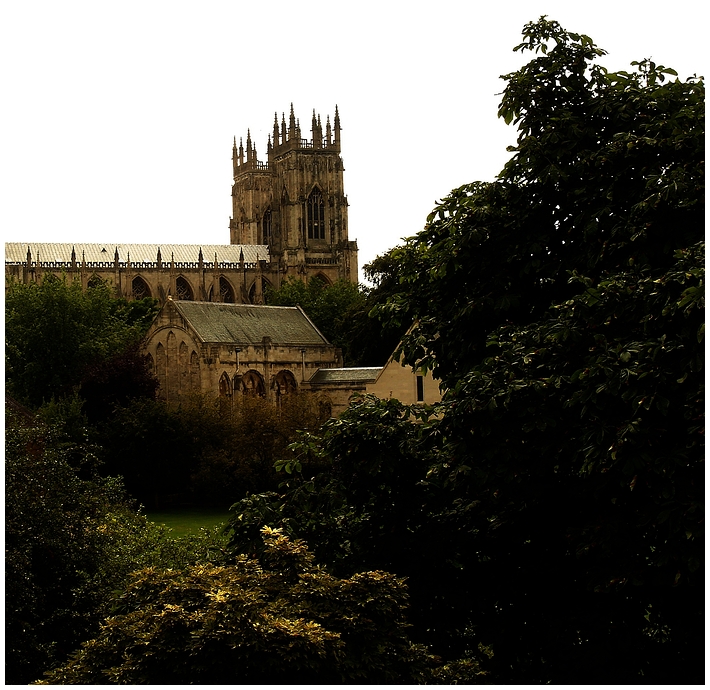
1;1;704;282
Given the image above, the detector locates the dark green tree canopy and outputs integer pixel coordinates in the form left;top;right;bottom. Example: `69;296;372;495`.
228;18;704;683
265;276;366;360
5;274;159;407
265;273;408;365
376;18;703;385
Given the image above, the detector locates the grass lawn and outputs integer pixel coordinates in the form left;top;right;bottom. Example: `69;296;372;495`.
146;508;231;538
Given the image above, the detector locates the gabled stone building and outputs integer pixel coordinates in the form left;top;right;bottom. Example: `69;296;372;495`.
144;298;442;415
144;299;343;404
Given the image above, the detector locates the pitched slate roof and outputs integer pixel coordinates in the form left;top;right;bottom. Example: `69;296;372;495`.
5;243;268;265
309;367;382;384
172;301;330;347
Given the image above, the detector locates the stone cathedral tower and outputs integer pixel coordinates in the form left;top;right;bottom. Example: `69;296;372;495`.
229;104;358;286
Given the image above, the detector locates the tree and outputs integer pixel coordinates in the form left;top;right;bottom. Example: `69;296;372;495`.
228;18;704;683
5;274;159;407
339;249;414;365
37;528;462;685
371;17;704;684
266;276;368;363
378;20;703;388
5;412;227;684
225;396;487;667
93;393;332;508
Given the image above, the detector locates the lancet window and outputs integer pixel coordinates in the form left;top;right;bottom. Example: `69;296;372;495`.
262;208;273;245
306;188;325;240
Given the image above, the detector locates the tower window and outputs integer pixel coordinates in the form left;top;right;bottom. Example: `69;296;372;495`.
307;188;325;240
262;208;272;245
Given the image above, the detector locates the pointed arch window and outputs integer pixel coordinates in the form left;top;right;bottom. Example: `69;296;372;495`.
249;277;270;305
262;208;273;245
219;372;232;397
87;274;104;289
273;370;298;407
132;276;151;299
219;277;235;303
242;370;265;397
307;188;325;240
176;276;193;301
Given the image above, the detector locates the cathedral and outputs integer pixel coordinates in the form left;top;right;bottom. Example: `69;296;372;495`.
5;105;358;302
5;108;441;410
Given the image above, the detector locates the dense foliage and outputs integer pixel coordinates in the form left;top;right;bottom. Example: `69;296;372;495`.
265;276;366;362
93;392;332;508
5;412;227;685
37;528;466;685
227;18;704;684
5;16;703;685
265;272;406;365
5;274;158;407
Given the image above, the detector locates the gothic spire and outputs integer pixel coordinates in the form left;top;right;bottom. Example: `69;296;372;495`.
273;112;280;146
334;105;341;149
289;102;296;138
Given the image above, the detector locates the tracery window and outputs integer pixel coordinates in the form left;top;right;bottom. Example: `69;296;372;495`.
176;276;193;300
219;277;235;303
306;188;325;240
248;277;270;304
132;276;151;299
262;208;273;245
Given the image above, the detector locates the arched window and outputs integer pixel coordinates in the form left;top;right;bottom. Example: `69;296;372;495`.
176;276;193;300
306;187;325;240
190;351;200;391
262;208;272;245
219;277;235;303
155;342;166;398
273;370;297;407
219;372;232;397
242;370;265;397
132;276;151;299
87;274;104;289
210;277;236;303
249;277;270;304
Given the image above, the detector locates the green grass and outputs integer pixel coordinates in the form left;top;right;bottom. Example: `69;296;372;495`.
146;509;231;538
